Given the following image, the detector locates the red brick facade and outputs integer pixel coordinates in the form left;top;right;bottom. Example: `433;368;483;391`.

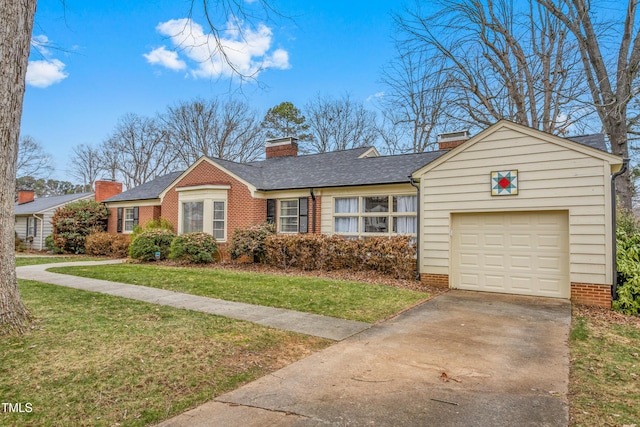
571;283;611;308
162;160;267;234
420;273;449;288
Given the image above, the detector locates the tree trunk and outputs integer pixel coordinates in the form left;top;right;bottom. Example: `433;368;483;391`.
0;0;37;336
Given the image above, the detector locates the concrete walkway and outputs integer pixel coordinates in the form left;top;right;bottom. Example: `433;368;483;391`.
16;260;371;341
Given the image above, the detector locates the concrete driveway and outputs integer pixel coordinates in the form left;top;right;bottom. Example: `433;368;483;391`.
159;290;571;427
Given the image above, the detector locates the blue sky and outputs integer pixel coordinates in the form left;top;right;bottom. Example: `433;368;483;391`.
21;0;405;181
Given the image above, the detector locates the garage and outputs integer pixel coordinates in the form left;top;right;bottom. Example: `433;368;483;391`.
451;211;570;298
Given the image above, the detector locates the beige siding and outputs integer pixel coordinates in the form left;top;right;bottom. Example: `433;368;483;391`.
416;126;615;286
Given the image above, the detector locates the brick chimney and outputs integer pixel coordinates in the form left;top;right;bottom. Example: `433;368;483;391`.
266;137;299;159
438;130;470;150
17;190;35;205
95;180;123;202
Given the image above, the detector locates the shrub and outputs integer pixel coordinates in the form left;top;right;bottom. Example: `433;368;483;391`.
51;200;109;254
169;232;218;264
15;232;26;252
44;234;63;254
264;234;416;279
132;217;174;239
129;229;175;261
111;235;131;258
85;232;131;258
228;222;276;262
614;228;640;315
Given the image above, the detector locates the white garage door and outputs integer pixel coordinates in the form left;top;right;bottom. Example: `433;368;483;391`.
451;211;570;298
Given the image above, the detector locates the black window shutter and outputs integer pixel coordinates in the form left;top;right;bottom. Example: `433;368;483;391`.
266;199;276;224
117;208;123;233
133;207;139;227
298;197;308;233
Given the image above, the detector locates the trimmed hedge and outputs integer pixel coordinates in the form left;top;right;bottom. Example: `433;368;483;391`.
264;234;416;279
85;232;130;258
129;229;176;261
169;232;218;264
228;222;276;263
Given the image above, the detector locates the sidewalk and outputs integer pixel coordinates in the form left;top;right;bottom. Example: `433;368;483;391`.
16;260;371;341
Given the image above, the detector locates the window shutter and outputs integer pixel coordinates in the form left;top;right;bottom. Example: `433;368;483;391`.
117;208;123;233
133;207;139;227
266;199;276;224
298;197;308;233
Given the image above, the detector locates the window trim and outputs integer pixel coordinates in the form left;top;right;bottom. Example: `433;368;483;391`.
279;199;299;233
332;195;417;238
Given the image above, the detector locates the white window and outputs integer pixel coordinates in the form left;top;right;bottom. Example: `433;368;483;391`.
213;201;225;240
334;197;359;234
182;201;204;233
333;195;417;237
279;199;299;233
393;195;417;234
124;208;136;232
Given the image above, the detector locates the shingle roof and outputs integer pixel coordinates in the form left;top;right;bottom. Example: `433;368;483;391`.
209;147;447;190
567;134;607;152
104;171;184;202
104;130;611;203
14;192;94;215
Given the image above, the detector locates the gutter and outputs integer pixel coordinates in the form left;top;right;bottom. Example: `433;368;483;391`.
611;158;630;300
409;177;420;281
310;188;316;234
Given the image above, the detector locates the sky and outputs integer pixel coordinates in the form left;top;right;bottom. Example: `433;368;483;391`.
21;0;405;182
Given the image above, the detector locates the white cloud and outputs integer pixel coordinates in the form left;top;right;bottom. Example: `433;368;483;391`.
26;34;69;88
26;59;68;88
366;91;385;102
147;17;290;79
143;46;187;71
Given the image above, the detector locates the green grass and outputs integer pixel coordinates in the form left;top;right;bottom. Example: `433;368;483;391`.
0;280;330;427
15;256;104;267
570;313;640;426
48;264;429;322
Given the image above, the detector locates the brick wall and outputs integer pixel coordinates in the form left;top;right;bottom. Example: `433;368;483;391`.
571;282;611;308
162;160;267;234
420;273;449;288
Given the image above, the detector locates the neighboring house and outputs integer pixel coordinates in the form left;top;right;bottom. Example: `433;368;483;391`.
14;181;122;250
103;120;623;307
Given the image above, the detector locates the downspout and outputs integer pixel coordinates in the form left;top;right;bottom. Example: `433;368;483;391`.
409;177;420;281
31;214;42;250
611;158;629;300
310;188;316;234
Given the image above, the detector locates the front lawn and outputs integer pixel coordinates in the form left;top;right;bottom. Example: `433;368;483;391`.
48;264;429;323
0;280;330;427
569;305;640;426
16;256;104;267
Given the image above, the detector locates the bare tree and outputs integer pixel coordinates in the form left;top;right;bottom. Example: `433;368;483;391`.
16;135;54;179
395;0;588;134
0;0;285;335
305;93;379;153
162;98;264;166
101;113;179;189
378;47;452;154
69;144;104;190
536;0;639;210
0;0;36;335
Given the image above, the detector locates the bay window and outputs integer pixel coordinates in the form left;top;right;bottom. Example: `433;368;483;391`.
182;201;204;233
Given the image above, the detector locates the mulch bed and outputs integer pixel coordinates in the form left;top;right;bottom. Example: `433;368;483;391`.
573;303;640;327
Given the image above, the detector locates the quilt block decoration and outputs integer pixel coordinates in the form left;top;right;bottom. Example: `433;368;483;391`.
491;170;518;196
